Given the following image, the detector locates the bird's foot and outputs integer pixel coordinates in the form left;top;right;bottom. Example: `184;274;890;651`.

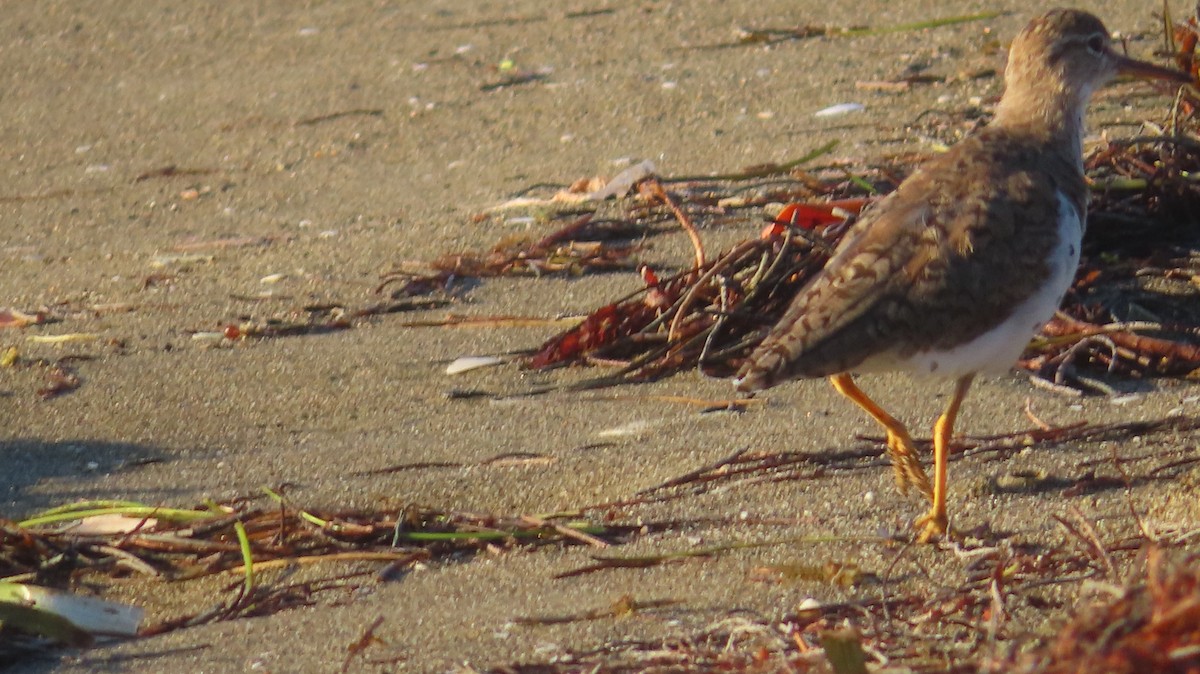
913;507;948;544
886;431;934;502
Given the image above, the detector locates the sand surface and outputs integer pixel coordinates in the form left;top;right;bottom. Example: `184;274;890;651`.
3;1;1199;671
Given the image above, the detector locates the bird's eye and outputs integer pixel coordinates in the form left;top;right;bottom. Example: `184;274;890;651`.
1086;34;1106;54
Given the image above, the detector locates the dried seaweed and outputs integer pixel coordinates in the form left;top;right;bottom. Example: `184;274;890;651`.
996;550;1200;674
490;541;1200;673
517;125;1200;395
378;214;646;297
525;200;864;384
0;495;619;648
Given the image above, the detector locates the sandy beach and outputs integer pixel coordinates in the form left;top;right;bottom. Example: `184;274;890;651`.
3;1;1199;671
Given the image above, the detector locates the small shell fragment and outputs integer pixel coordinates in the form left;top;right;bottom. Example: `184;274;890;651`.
27;333;98;345
589;159;656;200
596;420;658;438
190;331;227;344
796;597;822;612
813;102;865;117
445;355;505;375
70;514;159;535
0;308;44;328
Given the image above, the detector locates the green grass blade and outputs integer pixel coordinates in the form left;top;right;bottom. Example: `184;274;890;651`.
18;505;219;529
233;520;254;597
261;486;328;527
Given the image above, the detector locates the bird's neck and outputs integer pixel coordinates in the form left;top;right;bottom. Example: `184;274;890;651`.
992;82;1089;171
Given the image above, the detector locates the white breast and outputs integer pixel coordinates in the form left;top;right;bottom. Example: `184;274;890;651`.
874;191;1083;379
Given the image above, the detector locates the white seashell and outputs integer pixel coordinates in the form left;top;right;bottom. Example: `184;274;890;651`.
190;331;226;343
813;102;865;117
445;355;505;375
589;159;656;200
0;583;143;637
796;597;822;611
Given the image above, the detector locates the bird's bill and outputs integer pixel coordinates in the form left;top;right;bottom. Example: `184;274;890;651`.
1112;53;1192;83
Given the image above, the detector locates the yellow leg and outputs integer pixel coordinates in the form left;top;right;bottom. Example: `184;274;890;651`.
829;373;933;501
915;374;974;543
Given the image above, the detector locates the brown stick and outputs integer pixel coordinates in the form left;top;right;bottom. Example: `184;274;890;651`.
644;178;705;269
1042;312;1200;373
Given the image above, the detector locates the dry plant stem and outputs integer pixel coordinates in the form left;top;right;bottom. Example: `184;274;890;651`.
1054;508;1116;580
341;616;386;674
1044;312;1200;372
581;393;760;408
226;551;428;575
531;213;595;249
518;515;610;549
664;239;760;343
613;415;1200;509
959;416;1200;460
634;448;751;496
1022;398;1056;431
644;177;706;269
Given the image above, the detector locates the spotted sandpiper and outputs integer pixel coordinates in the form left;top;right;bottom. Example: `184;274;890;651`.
733;9;1189;542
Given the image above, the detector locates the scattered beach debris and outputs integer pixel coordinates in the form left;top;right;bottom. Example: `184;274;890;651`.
512;121;1200;395
0;494;617;654
494;544;1200;673
4;8;1199;672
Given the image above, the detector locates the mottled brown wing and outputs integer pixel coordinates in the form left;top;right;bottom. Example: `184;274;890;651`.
733;172;943;389
734;130;1077;391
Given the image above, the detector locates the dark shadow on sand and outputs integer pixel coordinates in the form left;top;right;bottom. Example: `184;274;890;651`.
0;439;171;519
